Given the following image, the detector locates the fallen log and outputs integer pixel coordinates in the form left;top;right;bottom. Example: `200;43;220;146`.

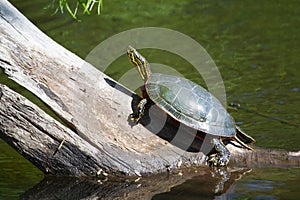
0;0;206;176
0;0;299;177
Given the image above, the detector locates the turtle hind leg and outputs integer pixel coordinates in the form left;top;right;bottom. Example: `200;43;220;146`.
130;98;148;123
207;138;230;167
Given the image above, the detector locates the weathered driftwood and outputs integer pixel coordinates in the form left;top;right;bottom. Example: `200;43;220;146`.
1;84;298;178
0;0;206;176
0;0;299;177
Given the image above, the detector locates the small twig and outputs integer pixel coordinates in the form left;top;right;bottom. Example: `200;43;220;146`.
53;137;66;155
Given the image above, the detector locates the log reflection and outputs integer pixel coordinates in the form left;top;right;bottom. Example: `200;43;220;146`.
20;168;251;200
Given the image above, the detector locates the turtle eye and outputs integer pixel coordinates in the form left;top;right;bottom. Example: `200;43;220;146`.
127;51;134;60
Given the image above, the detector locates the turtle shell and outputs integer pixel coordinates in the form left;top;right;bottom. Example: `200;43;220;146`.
146;73;236;137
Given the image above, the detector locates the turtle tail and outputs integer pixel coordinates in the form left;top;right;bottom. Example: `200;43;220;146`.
234;135;255;151
234;126;255;151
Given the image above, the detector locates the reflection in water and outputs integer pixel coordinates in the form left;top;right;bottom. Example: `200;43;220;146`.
20;168;251;200
219;179;279;200
153;168;300;200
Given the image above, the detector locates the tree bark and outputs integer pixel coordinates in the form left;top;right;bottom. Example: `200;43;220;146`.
0;0;299;177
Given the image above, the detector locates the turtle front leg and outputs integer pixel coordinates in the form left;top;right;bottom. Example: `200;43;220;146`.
130;98;147;123
207;138;230;167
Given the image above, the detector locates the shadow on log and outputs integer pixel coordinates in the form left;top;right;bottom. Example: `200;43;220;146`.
104;78;208;153
0;0;299;178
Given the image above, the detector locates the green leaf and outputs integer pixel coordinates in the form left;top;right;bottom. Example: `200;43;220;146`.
53;0;103;19
65;1;77;19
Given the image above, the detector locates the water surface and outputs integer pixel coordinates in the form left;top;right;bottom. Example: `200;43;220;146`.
0;0;299;199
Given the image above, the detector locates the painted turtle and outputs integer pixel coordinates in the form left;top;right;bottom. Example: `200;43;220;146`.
127;46;255;167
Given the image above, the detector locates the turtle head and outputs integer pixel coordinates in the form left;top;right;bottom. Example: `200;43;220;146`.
127;46;144;65
127;46;149;70
127;46;151;82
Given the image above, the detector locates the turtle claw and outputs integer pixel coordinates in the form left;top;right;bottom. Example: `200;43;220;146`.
207;153;217;166
207;154;229;167
218;157;229;167
130;113;141;124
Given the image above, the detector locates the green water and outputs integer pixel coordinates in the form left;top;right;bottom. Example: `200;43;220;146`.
0;0;299;199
